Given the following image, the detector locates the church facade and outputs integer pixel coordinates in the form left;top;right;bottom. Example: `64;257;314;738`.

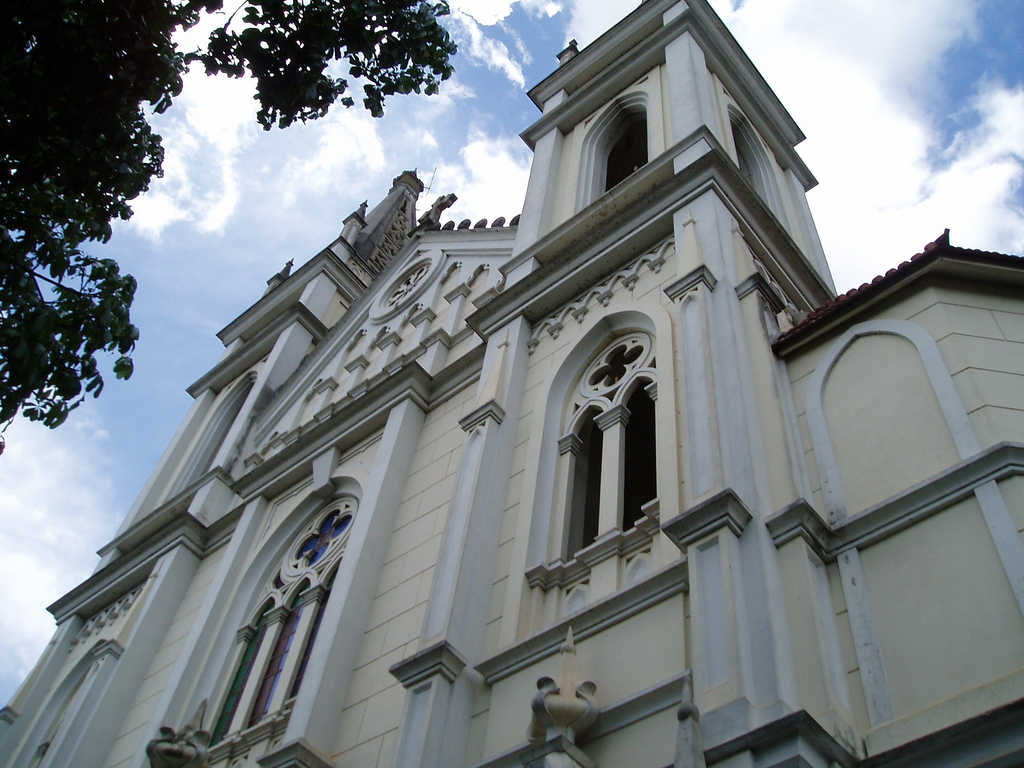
4;1;1024;767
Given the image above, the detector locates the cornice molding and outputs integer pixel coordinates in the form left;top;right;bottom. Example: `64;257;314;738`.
661;488;753;550
767;442;1024;559
389;640;468;688
477;559;688;684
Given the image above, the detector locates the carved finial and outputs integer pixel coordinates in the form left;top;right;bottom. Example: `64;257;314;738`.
674;672;705;768
527;628;599;747
146;700;211;768
417;193;458;230
557;39;579;66
265;259;294;292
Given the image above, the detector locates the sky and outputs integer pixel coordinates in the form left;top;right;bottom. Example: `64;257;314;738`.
1;0;1022;706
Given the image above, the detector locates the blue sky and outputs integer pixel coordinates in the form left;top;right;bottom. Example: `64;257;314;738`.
1;0;1022;706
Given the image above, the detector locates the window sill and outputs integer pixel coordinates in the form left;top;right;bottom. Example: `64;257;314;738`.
525;500;661;591
209;700;293;764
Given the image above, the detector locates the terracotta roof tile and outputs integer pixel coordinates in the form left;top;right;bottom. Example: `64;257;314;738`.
775;230;1022;348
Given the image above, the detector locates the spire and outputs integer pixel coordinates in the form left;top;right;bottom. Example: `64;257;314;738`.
350;170;424;277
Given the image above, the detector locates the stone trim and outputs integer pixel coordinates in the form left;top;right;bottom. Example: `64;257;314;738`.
210;703;293;765
459;400;507;432
704;710;858;768
256;738;334;768
594;403;630;431
190;303;329;397
584;670;688;743
661;488;753;550
50;503;243;624
804;318;982;524
389;640;468;688
477;559;688;683
766;442;1024;559
525;516;659;591
89;639;125;663
664;264;718;301
520;735;595;768
735;272;785;313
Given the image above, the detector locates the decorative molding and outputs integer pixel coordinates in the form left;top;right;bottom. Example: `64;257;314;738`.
594;403;630;431
389;640;468;688
704;710;858;768
50;502;244;624
664;264;718;301
256;738;335;768
586;670;688;742
661;488;753;550
525;518;658;591
459;400;506;432
766;443;1024;559
210;704;292;765
527;239;671;353
89;638;125;662
478;560;688;684
72;585;143;646
735;272;785;313
557;433;583;456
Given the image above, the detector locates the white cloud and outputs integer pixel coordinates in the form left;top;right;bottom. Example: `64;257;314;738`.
0;410;120;704
450;0;562;25
432;130;533;224
450;11;527;87
565;0;637;48
706;0;1023;290
128;69;260;240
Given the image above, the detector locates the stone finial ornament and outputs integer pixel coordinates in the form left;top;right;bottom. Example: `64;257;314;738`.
527;628;599;746
674;671;706;768
146;700;211;768
417;193;458;230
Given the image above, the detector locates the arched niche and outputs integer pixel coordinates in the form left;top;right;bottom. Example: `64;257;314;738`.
728;110;788;227
805;319;981;521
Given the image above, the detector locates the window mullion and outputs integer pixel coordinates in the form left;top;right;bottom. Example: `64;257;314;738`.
268;587;324;713
594;404;630;537
231;606;289;734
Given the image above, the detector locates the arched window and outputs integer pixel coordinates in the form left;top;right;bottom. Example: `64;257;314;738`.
576;92;650;210
562;333;657;560
170;372;256;496
605;112;648;191
729;113;788;226
211;499;355;744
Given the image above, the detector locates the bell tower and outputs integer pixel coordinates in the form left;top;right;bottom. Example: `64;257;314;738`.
501;0;845;749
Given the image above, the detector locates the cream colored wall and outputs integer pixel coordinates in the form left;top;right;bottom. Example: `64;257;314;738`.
782;278;1024;744
103;546;226;768
328;381;476;767
861;494;1024;717
823;332;959;514
786;286;944;515
480;597;685;758
923;282;1024;448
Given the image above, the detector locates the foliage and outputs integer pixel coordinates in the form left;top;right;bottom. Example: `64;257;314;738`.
0;0;455;449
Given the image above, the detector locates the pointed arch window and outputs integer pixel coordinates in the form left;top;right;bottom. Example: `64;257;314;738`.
729;113;788;226
576;92;650;210
211;499;355;744
605;112;648;191
561;334;658;560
